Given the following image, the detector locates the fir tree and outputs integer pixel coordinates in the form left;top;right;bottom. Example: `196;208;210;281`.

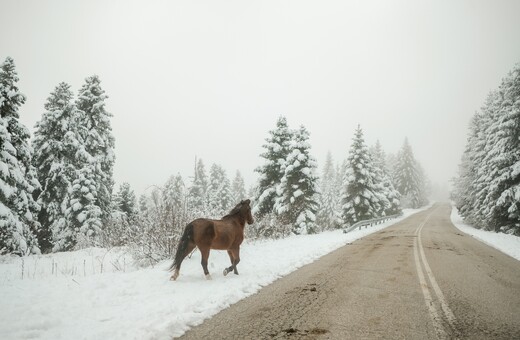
317;151;342;230
76;75;115;219
32;82;80;252
472;93;500;226
0;57;40;255
275;125;320;234
453;95;498;229
66;75;115;248
67;166;103;248
188;158;208;215
254;116;293;218
454;64;520;234
208;164;232;217
477;65;520;233
231;170;247;204
340;126;382;226
162;174;186;230
371;141;401;216
394;138;427;209
113;182;137;218
138;194;149;215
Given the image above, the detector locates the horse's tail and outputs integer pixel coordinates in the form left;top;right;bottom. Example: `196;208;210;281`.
170;223;194;272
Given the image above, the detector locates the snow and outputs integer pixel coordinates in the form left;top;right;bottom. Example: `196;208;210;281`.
450;205;520;261
71;201;82;211
1;206;429;339
293;189;303;198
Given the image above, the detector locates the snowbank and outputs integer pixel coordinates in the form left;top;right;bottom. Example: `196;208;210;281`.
1;207;425;340
450;206;520;261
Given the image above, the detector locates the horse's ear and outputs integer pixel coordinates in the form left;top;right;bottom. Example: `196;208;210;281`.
244;199;251;205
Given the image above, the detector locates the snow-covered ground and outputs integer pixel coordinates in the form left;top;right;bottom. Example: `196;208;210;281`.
0;206;435;339
2;205;518;340
7;205;520;340
450;206;520;261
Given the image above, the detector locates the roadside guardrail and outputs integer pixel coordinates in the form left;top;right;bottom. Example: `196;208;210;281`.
342;213;403;234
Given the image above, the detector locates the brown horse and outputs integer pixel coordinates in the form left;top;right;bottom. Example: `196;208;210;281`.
170;199;254;280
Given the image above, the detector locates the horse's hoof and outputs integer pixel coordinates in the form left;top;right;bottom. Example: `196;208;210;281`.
205;274;212;280
223;269;229;276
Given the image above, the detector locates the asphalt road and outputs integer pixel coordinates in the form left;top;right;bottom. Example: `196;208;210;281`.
178;203;520;339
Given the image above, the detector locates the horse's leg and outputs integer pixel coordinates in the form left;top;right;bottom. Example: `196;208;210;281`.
170;242;196;281
223;250;235;276
231;247;240;275
199;246;212;280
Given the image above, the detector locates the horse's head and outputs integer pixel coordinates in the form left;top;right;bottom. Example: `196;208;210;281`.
227;199;254;225
241;199;254;225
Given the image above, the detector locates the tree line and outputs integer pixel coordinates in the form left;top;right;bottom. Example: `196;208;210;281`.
1;57;115;255
1;56;430;259
452;63;520;236
252;117;429;238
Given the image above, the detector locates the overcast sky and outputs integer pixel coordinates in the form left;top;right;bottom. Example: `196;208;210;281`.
1;0;519;197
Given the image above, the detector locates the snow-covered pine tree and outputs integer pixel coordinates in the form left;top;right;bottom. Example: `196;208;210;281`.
366;141;390;217
231;170;247;204
188;158;209;216
454;65;520;235
453;93;498;229
162;174;186;231
480;64;520;234
0;57;40;255
254;116;294;218
471;92;501;227
76;75;115;220
113;182;137;218
138;194;149;216
66;75;115;248
219;172;232;213
104;182;138;247
207;164;232;217
275;125;320;234
340;126;382;226
386;152;399;186
394;138;428;209
317;151;342;230
371;141;401;216
32;82;80;252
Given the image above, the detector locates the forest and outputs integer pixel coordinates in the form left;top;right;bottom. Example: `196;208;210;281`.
452;63;520;236
1;55;440;261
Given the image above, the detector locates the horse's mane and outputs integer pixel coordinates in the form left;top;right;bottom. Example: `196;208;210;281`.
223;203;243;219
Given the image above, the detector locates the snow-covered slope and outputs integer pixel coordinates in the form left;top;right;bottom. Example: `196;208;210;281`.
450;206;520;261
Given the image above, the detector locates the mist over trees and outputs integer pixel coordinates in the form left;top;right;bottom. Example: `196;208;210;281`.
453;63;520;235
1;56;432;260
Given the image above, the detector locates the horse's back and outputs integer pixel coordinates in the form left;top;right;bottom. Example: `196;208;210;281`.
213;220;244;249
190;218;243;250
191;218;216;245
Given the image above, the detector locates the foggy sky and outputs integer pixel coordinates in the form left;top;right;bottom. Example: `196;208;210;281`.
1;0;520;197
